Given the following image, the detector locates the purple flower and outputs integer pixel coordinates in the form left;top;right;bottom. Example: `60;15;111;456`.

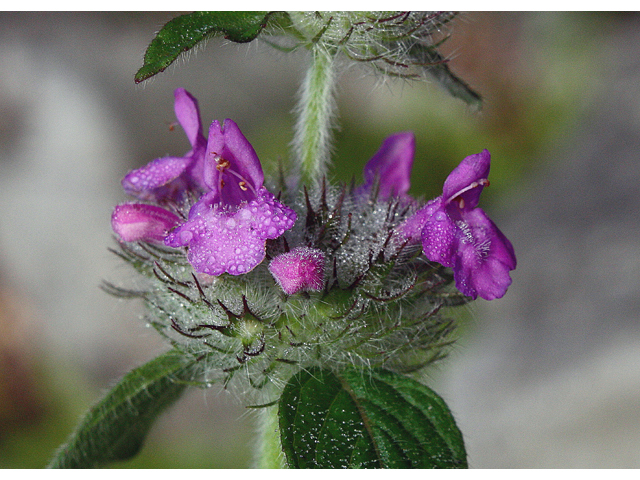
111;203;181;244
165;119;296;276
401;149;516;300
122;88;207;201
269;247;326;295
356;132;415;200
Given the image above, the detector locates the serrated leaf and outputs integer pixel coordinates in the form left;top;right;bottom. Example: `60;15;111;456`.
135;11;272;83
47;349;204;468
279;367;467;468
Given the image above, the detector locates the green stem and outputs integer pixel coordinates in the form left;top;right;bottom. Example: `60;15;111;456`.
293;46;337;185
254;406;286;468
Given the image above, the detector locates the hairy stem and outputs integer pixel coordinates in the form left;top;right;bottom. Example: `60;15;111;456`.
292;46;337;185
254;406;286;468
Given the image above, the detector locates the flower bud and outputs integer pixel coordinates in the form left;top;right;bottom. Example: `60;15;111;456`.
111;204;180;244
269;247;325;295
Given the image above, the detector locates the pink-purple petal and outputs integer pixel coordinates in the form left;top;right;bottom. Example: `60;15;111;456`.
269;247;325;295
174;88;204;149
112;203;180;244
164;189;296;276
453;253;514;300
359;131;415;199
122;156;192;199
250;189;298;239
442;149;491;210
397;197;440;244
203;119;264;205
420;199;457;268
165;208;268;276
121;88;208;202
452;208;516;300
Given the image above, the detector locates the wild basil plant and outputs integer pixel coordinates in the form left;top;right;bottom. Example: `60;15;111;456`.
49;12;515;469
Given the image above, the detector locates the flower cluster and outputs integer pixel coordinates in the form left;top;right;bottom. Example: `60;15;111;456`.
109;89;515;395
113;88;296;277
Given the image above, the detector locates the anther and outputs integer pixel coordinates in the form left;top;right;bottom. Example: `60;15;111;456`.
239;181;248;191
216;157;230;171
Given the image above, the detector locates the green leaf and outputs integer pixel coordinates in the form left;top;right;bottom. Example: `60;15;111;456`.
408;42;483;110
135;11;272;83
426;60;483;110
278;367;467;468
47;349;204;468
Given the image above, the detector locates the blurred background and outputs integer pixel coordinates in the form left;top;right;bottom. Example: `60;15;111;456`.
1;11;639;468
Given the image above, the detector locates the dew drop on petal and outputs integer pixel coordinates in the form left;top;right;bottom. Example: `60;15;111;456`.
180;230;194;243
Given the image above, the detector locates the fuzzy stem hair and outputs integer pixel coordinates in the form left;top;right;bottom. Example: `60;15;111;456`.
292;45;337;185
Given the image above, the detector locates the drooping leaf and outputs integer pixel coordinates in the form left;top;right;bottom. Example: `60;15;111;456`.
47;349;205;468
135;11;273;83
408;42;483;110
278;367;467;468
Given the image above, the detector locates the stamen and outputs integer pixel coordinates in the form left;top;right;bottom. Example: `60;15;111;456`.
446;178;489;205
216;156;230;171
224;168;258;196
211;152;258;196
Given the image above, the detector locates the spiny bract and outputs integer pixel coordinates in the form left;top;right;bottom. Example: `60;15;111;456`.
106;179;467;400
